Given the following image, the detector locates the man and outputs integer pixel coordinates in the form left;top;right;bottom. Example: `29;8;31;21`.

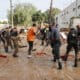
0;28;9;53
11;28;19;57
4;27;13;53
27;23;37;58
64;28;78;67
76;25;80;51
49;22;62;69
40;27;46;46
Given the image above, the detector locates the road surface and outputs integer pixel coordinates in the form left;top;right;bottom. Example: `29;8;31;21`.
0;39;80;80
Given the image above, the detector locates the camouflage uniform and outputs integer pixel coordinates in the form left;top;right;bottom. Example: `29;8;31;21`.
0;29;9;52
2;28;13;53
11;28;19;57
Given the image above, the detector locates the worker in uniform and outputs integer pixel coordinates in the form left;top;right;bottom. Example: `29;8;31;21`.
5;27;13;53
0;28;9;53
27;23;37;58
11;27;19;57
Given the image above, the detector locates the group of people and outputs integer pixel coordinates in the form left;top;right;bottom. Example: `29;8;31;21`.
0;23;80;70
0;26;20;57
27;23;80;70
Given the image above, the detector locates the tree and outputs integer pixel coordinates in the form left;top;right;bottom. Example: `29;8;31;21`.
32;10;47;24
44;8;61;23
8;3;36;26
0;21;8;24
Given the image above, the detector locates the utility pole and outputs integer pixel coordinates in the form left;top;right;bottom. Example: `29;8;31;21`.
10;0;13;28
49;0;53;25
76;0;78;17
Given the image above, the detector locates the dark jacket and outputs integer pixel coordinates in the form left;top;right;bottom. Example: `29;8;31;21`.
67;28;77;44
49;27;61;47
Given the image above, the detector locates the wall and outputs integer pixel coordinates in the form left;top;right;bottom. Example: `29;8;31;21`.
55;0;80;29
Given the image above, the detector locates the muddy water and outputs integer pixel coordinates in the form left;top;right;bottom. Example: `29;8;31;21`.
0;39;80;80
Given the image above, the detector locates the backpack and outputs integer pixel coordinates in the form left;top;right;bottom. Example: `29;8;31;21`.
50;30;56;41
50;28;61;45
67;29;77;44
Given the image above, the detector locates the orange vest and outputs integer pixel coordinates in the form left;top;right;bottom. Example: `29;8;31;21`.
27;27;36;41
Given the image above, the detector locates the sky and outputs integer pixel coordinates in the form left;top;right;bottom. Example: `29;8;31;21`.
0;0;75;20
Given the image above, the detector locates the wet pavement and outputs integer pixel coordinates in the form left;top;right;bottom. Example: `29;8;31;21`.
0;39;80;80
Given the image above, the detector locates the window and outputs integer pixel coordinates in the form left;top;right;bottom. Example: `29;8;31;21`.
66;22;68;24
73;8;75;11
61;14;63;16
67;11;68;14
56;17;58;20
64;12;66;15
78;5;80;9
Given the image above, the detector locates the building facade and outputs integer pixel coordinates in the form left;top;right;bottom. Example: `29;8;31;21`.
55;0;80;30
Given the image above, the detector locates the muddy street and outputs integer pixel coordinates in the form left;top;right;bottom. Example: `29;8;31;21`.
0;39;80;80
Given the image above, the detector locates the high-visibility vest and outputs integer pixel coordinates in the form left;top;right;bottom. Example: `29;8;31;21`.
27;27;36;41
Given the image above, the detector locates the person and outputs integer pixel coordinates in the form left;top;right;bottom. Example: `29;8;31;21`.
27;23;37;58
0;30;2;43
76;25;80;51
63;28;78;67
49;22;62;69
40;27;46;46
8;26;14;49
0;28;9;53
11;27;19;57
5;27;13;53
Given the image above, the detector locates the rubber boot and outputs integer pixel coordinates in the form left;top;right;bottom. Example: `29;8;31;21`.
58;62;62;70
74;53;78;67
74;58;78;67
